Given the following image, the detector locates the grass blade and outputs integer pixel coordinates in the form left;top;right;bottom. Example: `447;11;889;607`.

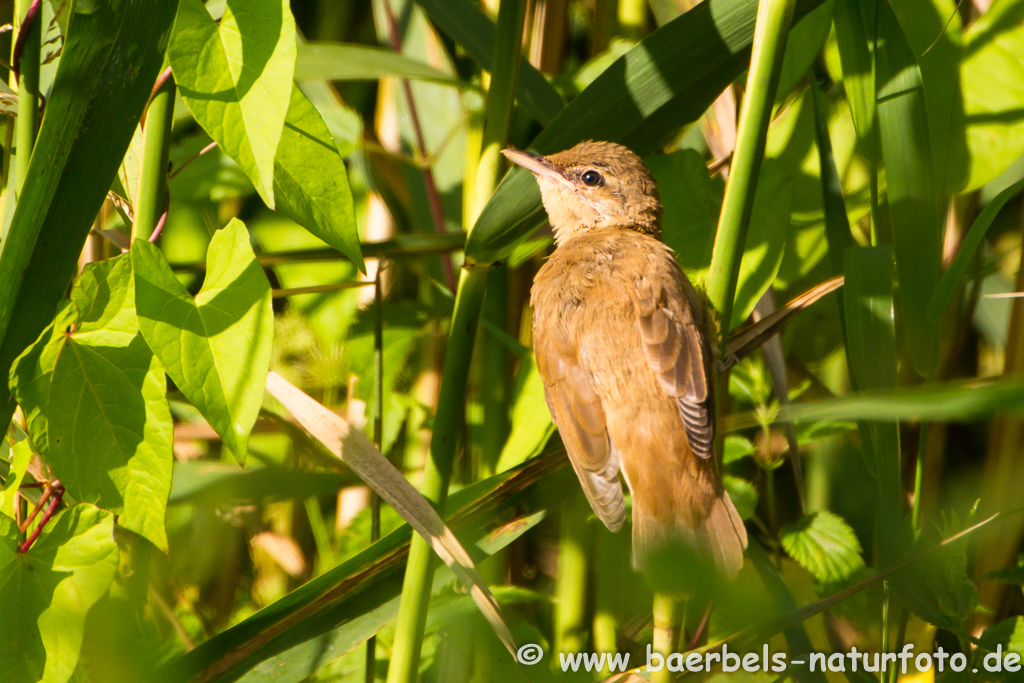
263;371;517;658
875;0;942;377
928;178;1024;322
295;42;467;87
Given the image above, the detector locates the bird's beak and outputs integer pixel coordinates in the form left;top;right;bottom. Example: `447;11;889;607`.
502;149;575;190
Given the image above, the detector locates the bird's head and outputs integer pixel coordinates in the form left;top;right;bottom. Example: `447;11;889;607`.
502;141;662;245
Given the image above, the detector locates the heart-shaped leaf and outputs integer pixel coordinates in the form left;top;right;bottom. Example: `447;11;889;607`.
9;256;173;550
168;0;296;207
0;505;118;683
132;219;273;462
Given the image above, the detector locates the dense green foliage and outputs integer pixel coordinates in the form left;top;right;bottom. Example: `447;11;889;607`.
1;0;1024;681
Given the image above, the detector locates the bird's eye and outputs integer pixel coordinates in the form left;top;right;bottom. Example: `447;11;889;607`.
580;170;603;187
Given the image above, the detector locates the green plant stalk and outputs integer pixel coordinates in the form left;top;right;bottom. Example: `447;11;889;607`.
912;422;928;532
386;266;489;683
651;594;682;683
479;267;509;477
13;0;40;197
706;0;796;329
593;530;619;676
555;494;591;657
469;0;527;225
388;1;527;676
618;0;646;40
366;267;384;683
132;72;175;240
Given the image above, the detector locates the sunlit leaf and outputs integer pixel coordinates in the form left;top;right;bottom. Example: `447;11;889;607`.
133;219;274;463
780;510;865;584
168;0;297;207
274;84;363;270
0;505;118;683
10;256;173;550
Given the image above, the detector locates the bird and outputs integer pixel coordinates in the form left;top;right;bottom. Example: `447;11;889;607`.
503;140;747;579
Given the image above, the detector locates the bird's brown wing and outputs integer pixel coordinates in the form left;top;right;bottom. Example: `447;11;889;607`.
635;266;715;459
534;326;625;531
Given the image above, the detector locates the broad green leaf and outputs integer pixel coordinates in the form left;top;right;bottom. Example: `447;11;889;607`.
167;454;558;682
780;510;865;584
723;435;755;464
831;0;878;163
0;439;31;518
0;0;178;431
748;376;1024;426
9;256;173;550
986;565;1024;587
876;0;942;377
891;0;968;195
168;0;297;207
929;178;1024;321
497;356;555;472
274;84;363;270
844;247;902;563
132;219;274;462
960;0;1024;191
412;0;565;126
979;617;1024;661
723;475;758;520
464;0;826;265
892;526;976;635
775;0;833;102
295;42;465;88
0;505;118;683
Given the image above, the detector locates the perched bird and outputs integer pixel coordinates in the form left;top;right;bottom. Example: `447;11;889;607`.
503;141;747;579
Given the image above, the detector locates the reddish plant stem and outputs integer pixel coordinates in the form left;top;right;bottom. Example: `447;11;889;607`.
143;66;174;125
381;0;457;292
11;0;40;80
20;481;63;552
168;141;218;180
18;481;45;488
18;481;54;533
150;193;170;243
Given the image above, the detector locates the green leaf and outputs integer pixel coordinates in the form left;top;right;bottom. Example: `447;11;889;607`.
0;439;31;518
892;528;977;635
985;564;1024;587
295;42;465;88
723;435;755;464
759;376;1024;425
961;0;1024;191
929;178;1024;322
9;256;173;550
274;84;363;270
0;505;118;683
844;246;902;563
0;0;178;432
876;0;942;377
463;0;826;265
780;510;865;584
132;219;274;462
651;149;792;328
168;0;297;207
496;356;555;472
723;475;758;520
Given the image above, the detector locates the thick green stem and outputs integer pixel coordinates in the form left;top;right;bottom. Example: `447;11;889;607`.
387;1;527;677
651;594;682;683
386;267;489;683
554;493;591;657
13;0;40;197
706;0;796;330
469;0;527;224
133;72;175;241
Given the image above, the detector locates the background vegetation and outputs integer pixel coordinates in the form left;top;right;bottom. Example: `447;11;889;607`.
2;0;1024;681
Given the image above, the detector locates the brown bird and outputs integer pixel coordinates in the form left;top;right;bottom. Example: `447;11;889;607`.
503;141;748;579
